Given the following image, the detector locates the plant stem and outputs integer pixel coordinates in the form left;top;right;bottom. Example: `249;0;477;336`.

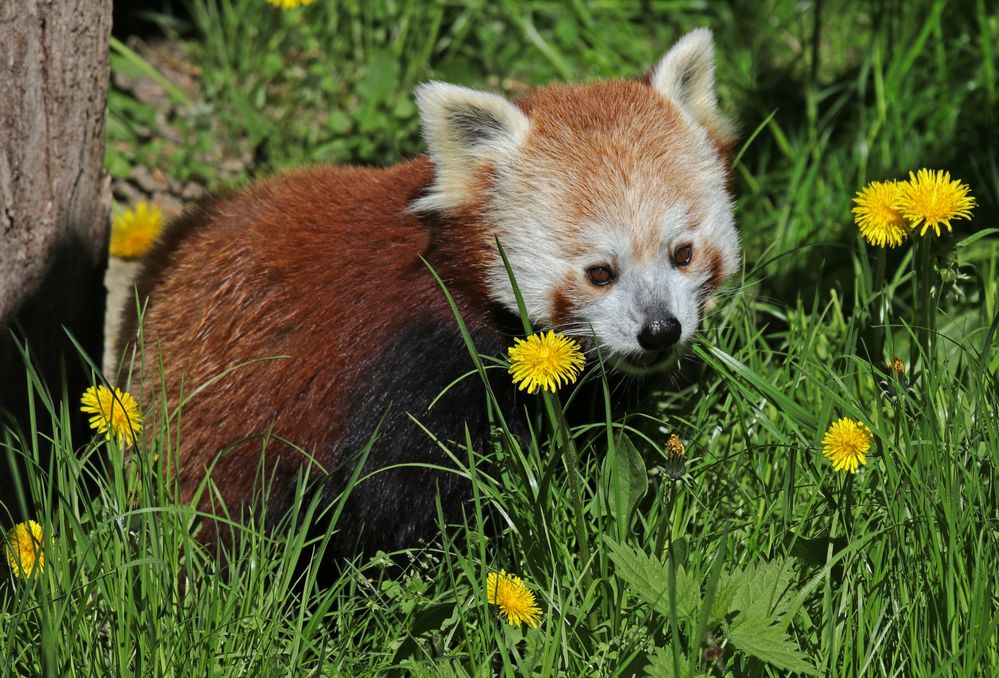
916;237;935;369
843;473;855;537
654;481;677;561
871;247;888;362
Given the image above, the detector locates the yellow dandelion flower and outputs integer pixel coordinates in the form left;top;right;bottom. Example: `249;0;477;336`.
898;169;976;237
892;356;905;379
110;202;164;259
487;570;543;628
852;180;910;248
821;418;873;474
663;433;687;480
508;330;585;394
81;385;143;447
5;520;46;578
266;0;313;9
665;434;686;459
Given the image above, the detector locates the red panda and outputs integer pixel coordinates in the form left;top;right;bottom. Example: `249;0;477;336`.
120;29;740;560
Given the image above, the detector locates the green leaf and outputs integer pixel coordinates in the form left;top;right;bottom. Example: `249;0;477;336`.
357;50;400;104
728;560;795;621
606;538;699;620
727;614;818;675
643;646;714;678
607;431;648;537
710;569;742;622
956;227;999;250
787;533;849;567
434;55;480;85
643;646;685;678
392;96;416;119
719;560;817;675
104;148;132;179
326;109;353;134
553;16;580;47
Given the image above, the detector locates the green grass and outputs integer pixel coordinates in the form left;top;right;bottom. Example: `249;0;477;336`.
4;0;999;675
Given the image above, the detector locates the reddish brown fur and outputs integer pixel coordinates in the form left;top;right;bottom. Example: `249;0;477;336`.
641;64;735;168
123;158;501;536
516;81;702;252
441;161;499;293
699;245;726;294
549;279;577;327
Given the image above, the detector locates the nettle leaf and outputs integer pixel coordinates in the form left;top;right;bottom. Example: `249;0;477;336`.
642;646;685;678
606;538;700;620
728;559;795;621
727;613;818;676
710;569;742;621
607;432;648;535
717;559;817;675
643;646;714;678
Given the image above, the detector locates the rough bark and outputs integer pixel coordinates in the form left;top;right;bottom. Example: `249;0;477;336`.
0;0;113;515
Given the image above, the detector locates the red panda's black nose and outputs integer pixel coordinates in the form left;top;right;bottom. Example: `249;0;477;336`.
638;316;682;351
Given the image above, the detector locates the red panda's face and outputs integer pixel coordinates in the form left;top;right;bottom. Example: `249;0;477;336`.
415;29;739;365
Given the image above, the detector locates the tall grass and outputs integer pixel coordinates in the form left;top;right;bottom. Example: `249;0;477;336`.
4;0;999;675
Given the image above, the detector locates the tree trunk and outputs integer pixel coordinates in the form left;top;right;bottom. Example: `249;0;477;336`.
0;0;113;515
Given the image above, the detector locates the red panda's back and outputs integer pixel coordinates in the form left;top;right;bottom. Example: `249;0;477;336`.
125;157;484;528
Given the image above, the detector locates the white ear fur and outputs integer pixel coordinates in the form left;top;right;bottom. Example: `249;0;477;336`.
412;81;530;213
650;28;734;143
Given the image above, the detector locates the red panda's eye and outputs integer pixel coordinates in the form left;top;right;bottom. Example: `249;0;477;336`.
673;245;693;267
586;265;615;286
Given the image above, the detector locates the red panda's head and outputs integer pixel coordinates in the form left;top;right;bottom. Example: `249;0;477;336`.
414;29;739;366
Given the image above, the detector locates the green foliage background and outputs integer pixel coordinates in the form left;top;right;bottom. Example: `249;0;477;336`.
3;0;999;675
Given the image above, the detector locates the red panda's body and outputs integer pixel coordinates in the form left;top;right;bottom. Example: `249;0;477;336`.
123;29;741;560
128;158;523;557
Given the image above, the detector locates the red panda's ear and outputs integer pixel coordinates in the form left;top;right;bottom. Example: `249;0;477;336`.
412;82;530;213
649;29;735;152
